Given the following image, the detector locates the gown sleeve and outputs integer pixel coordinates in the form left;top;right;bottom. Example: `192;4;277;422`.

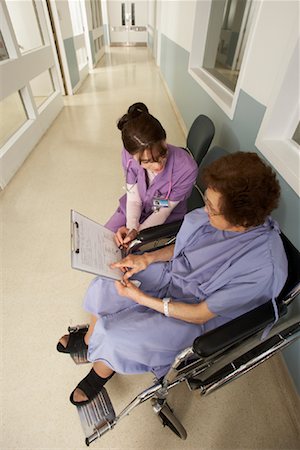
205;265;274;320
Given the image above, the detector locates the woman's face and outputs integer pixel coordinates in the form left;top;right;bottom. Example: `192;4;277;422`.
134;142;168;174
204;188;245;231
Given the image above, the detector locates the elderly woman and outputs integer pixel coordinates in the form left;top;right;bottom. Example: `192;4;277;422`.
58;152;288;406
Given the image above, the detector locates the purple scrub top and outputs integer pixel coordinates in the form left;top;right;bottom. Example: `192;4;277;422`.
105;144;198;232
84;209;288;378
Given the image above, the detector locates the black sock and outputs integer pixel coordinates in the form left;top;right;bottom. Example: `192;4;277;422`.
88;368;115;391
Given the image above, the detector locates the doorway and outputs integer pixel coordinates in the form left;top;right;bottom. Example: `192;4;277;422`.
107;1;147;46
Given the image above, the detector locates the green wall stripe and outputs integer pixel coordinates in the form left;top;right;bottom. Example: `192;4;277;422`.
63;37;80;89
89;30;96;65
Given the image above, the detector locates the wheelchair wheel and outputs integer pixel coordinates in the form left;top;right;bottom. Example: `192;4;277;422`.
157;403;187;440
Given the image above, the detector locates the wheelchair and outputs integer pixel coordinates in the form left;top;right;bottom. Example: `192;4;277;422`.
67;146;300;446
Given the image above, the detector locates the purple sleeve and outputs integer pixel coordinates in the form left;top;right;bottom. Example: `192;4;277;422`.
168;153;198;202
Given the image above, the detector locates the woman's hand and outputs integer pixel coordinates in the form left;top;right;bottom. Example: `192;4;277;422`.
114;227;138;248
111;253;150;280
115;279;144;303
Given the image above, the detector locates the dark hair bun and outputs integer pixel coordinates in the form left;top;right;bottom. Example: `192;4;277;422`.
117;102;149;130
128;102;148;115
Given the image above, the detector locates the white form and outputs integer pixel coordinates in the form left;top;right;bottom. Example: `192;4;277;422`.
71;210;123;280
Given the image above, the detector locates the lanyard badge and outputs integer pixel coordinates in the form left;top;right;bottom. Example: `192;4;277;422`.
152;197;169;212
152;180;172;212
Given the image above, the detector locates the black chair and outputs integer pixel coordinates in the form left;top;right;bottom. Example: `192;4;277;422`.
185;114;215;166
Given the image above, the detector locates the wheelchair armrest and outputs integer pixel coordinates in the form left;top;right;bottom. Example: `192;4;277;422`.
193;300;287;358
127;220;183;254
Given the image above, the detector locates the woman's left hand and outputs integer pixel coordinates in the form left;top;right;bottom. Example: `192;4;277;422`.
115;279;143;303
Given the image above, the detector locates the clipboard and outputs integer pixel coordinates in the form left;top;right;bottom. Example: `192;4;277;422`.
70;210;123;281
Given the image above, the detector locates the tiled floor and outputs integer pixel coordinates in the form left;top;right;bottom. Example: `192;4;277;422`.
1;47;299;449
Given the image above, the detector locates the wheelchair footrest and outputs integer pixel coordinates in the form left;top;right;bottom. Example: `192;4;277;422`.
77;387;116;445
70;349;89;365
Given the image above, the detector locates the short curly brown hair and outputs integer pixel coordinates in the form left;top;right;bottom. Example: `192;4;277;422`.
202;152;280;227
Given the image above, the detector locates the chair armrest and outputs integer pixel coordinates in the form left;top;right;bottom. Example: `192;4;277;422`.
193;300;287;358
136;220;183;242
127;220;183;254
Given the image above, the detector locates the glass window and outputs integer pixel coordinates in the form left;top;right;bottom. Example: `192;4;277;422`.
0;30;9;61
203;0;252;92
96;0;103;27
6;0;45;54
91;0;103;29
292;122;300;146
68;0;84;36
30;69;55;109
0;91;28;147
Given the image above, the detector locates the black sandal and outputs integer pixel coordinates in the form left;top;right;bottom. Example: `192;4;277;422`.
69;369;115;406
56;327;88;354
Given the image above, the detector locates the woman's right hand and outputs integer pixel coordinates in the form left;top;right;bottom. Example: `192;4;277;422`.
111;253;150;280
114;226;137;248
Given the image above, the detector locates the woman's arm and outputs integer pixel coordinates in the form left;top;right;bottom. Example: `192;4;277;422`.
126;183;142;231
111;244;175;280
138;200;179;230
115;280;216;325
115;184;141;248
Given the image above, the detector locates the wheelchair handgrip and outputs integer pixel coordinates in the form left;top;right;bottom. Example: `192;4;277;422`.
193;300;287;358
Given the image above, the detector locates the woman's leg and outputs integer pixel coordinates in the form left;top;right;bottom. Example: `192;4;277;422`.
72;361;114;403
58;314;98;348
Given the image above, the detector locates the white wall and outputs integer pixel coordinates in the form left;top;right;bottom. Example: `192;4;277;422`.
242;1;299;106
160;0;196;52
160;1;299;109
148;0;156;28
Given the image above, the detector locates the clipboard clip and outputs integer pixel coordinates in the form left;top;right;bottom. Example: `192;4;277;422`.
71;221;80;254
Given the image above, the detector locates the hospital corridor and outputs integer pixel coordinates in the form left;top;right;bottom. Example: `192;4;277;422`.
1;44;299;450
1;1;300;449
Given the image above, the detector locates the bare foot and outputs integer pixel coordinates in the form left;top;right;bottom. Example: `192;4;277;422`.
72;388;88;403
58;332;89;349
59;334;69;349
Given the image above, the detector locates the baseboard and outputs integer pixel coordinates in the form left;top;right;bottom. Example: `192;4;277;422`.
158;71;188;138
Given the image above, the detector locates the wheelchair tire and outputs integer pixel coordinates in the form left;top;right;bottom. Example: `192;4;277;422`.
157;404;187;440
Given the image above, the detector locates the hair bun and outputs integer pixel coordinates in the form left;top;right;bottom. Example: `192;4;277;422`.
128;102;149;116
117;102;149;130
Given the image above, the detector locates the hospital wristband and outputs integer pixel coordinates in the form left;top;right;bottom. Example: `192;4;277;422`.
162;297;171;317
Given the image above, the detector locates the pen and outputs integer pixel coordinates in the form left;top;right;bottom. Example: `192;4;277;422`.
118;229;133;251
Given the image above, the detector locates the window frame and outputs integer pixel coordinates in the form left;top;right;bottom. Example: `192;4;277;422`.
255;37;300;196
188;0;258;119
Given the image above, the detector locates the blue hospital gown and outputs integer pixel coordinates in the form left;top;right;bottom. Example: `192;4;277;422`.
84;208;288;378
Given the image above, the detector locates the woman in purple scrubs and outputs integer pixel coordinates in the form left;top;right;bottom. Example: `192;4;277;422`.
58;152;288;406
104;103;198;248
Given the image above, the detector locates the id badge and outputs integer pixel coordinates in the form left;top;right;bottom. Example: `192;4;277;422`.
152;197;169;212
